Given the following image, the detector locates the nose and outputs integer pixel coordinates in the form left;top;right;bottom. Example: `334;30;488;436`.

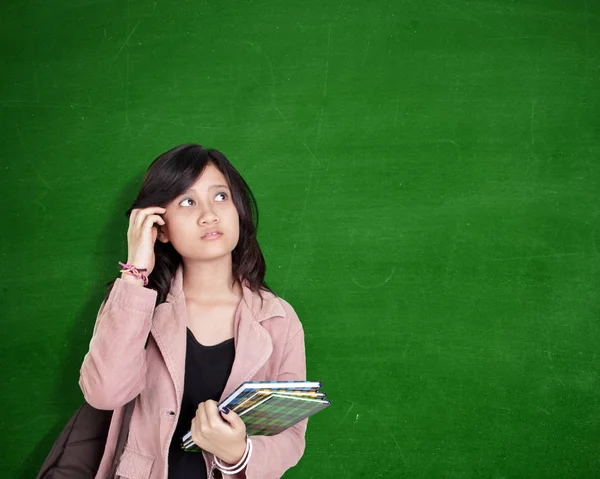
197;206;219;225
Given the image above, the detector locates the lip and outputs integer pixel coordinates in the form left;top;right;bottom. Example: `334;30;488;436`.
202;231;223;240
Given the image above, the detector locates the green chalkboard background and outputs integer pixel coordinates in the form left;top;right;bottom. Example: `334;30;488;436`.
1;0;599;477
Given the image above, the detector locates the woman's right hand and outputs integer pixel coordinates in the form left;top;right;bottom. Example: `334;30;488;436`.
125;206;166;277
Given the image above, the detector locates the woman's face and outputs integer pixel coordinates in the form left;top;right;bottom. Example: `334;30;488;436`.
158;163;240;262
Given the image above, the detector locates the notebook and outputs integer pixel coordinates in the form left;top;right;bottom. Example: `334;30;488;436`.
232;389;327;413
181;380;329;451
220;380;322;410
238;393;330;436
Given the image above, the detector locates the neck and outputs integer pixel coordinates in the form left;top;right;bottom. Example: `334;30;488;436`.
181;256;240;301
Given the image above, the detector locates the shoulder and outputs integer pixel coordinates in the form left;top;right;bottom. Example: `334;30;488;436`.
270;295;304;344
275;294;302;322
250;287;304;338
243;284;302;337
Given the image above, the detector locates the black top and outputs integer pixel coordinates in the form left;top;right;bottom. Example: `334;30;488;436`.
167;327;235;478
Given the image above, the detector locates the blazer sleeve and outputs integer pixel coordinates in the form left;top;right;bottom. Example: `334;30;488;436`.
78;278;158;410
242;300;308;479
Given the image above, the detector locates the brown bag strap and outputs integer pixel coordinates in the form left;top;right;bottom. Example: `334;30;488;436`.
107;397;136;478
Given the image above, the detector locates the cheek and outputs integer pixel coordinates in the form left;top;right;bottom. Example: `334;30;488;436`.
226;207;239;226
229;213;240;241
166;218;192;240
232;215;240;234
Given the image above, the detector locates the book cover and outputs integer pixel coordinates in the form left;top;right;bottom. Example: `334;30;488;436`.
239;393;331;436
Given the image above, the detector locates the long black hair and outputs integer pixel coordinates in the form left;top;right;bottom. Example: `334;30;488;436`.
104;144;273;306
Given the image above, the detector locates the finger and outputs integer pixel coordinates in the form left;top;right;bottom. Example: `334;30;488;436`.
138;212;165;230
220;407;245;430
197;402;210;432
129;208;141;226
190;417;203;447
142;214;166;229
204;400;223;426
204;400;219;415
135;207;166;228
129;208;142;229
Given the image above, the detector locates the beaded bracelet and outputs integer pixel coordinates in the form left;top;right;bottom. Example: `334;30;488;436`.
214;438;253;475
118;262;149;286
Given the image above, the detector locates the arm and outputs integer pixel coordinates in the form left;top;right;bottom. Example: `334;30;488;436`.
78;277;157;410
241;303;308;479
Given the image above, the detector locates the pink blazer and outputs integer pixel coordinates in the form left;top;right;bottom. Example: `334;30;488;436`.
79;265;308;478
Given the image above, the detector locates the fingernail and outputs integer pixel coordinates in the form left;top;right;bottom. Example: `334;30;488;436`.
221;407;230;414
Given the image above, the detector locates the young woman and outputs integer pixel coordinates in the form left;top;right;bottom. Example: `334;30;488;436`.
79;144;308;478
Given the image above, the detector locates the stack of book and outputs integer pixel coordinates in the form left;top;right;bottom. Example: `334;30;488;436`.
181;380;330;451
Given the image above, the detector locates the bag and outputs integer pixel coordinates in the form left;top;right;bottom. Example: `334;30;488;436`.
36;399;135;479
38;318;151;478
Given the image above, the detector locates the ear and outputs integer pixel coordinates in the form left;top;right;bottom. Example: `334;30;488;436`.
157;225;169;244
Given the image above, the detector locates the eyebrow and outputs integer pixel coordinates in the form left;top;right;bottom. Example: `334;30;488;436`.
182;184;230;195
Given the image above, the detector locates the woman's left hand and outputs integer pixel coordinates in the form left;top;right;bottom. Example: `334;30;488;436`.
190;400;247;464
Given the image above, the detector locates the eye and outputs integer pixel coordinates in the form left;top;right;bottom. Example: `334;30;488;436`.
179;198;195;207
215;192;229;201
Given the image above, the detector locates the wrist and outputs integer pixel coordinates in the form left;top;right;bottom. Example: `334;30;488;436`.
120;272;145;286
119;262;149;286
215;437;252;475
221;438;248;466
126;259;149;272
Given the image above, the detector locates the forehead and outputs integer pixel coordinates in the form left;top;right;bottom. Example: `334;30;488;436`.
190;163;229;190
